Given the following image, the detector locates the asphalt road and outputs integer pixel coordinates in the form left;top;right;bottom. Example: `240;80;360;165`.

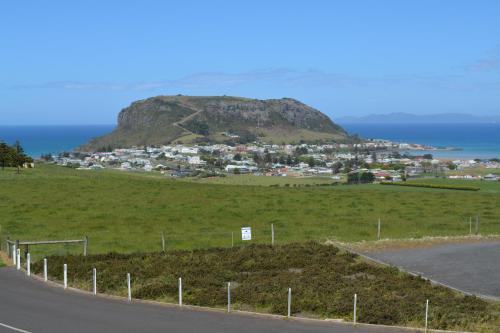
0;268;411;333
366;241;500;300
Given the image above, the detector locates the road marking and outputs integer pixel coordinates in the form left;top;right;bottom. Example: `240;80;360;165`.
0;322;32;333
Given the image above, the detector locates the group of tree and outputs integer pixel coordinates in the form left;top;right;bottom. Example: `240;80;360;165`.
0;141;33;173
347;171;375;184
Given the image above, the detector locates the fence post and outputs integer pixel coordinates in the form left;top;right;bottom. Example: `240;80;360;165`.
63;264;68;289
475;216;479;235
83;236;88;256
127;273;131;302
377;218;381;240
93;268;97;296
16;249;21;270
43;258;47;282
271;223;275;246
287;288;291;318
178;277;182;306
231;232;234;248
469;216;472;235
353;293;357;325
227;282;231;312
161;232;166;252
6;237;10;257
425;299;429;333
26;253;31;276
12;245;16;265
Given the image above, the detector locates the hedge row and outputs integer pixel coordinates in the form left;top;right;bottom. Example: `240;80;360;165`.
32;242;498;331
380;182;480;191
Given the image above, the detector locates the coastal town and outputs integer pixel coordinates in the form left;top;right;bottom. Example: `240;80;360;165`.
46;140;500;183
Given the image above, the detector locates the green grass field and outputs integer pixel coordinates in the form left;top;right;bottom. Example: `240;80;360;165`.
1;165;500;258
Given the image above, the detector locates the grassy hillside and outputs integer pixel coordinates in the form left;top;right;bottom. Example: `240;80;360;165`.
33;243;499;332
1;165;499;258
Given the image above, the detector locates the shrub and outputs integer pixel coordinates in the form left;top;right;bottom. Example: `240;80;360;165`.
32;243;498;331
380;182;480;191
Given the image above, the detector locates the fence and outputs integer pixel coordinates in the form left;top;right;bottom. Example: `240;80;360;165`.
5;233;491;332
5;237;88;260
13;254;436;331
1;215;493;258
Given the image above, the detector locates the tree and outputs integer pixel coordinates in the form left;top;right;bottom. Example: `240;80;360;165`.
423;154;433;160
0;142;14;169
347;171;375;184
233;153;242;161
0;141;32;173
331;162;342;174
307;156;315;167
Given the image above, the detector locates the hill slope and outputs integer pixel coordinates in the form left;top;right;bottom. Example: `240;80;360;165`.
81;95;348;150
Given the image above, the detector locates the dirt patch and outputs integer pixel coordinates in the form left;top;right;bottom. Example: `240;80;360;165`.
0;251;12;266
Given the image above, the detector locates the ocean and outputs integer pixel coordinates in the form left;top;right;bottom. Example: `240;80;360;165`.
0;125;115;157
341;123;500;159
1;123;499;159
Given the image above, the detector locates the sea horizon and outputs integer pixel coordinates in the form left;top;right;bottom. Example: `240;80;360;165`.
1;123;500;160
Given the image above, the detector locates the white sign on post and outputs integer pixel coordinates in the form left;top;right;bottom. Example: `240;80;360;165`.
241;227;252;241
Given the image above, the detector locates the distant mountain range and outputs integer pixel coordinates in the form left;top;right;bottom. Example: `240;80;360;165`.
337;113;500;124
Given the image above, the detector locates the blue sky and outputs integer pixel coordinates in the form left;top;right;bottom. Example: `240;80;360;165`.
1;1;499;125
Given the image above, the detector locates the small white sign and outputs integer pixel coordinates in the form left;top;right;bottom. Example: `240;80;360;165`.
241;227;252;241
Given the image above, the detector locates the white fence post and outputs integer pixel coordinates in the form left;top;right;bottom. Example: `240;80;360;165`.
161;232;165;252
26;253;31;276
127;273;131;302
12;245;16;265
63;264;68;289
425;299;429;333
227;282;231;312
287;288;291;318
43;258;47;282
16;249;21;270
271;223;275;246
178;277;183;306
353;293;357;325
93;268;97;296
377;218;381;240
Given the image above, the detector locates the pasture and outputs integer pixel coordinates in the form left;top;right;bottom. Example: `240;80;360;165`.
1;164;499;258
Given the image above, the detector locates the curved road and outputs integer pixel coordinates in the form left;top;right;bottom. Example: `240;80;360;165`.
0;268;412;333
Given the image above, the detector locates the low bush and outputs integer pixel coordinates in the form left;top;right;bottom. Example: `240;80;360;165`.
32;242;498;331
380;182;480;191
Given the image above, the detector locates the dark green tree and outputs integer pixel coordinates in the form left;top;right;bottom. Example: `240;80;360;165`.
0;142;14;169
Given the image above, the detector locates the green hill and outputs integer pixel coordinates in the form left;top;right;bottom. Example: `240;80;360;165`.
80;95;349;150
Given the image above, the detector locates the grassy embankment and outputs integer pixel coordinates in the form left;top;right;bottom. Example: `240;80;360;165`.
33;242;500;332
1;164;499;258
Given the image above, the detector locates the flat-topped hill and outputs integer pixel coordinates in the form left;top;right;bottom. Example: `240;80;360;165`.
81;95;349;150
